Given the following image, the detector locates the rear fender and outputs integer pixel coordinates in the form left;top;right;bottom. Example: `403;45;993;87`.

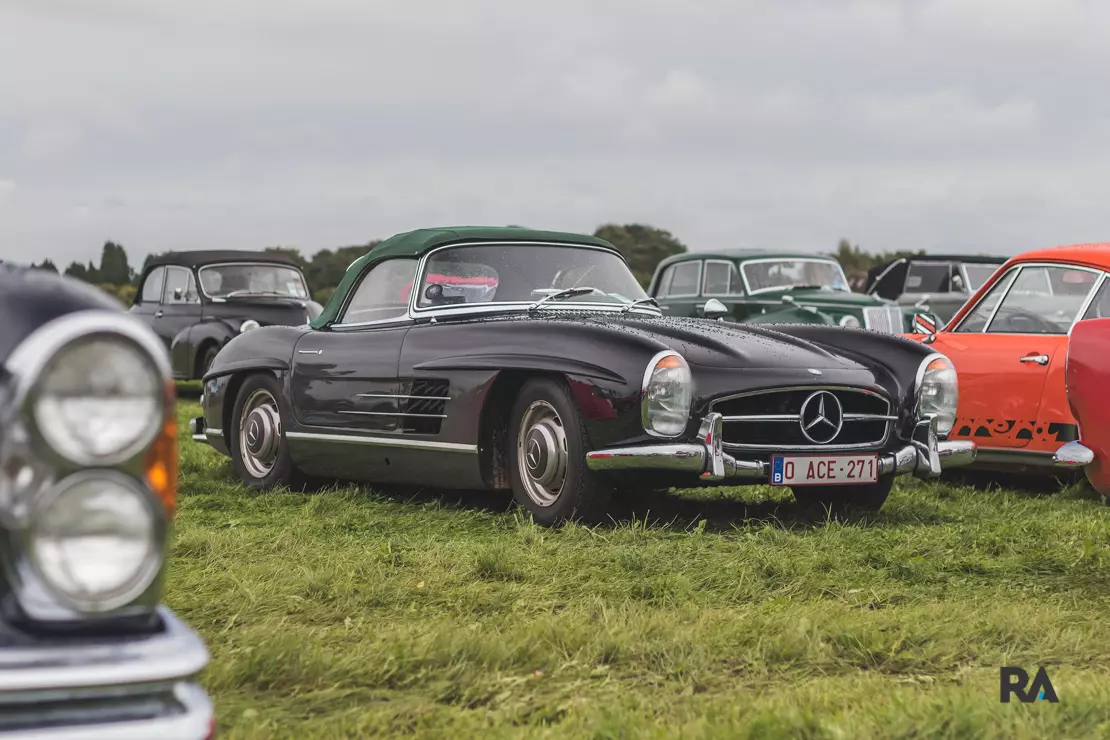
1067;318;1110;495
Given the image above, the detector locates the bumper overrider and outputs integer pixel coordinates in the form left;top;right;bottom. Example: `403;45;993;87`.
0;607;213;740
586;412;976;481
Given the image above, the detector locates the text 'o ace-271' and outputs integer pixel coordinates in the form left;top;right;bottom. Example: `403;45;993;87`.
190;226;976;525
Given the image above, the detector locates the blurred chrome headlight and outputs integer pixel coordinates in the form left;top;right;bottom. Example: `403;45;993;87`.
642;351;693;437
240;319;260;333
838;315;861;328
29;334;164;466
916;354;958;437
29;472;162;612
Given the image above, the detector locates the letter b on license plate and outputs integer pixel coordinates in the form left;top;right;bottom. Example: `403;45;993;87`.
771;455;879;486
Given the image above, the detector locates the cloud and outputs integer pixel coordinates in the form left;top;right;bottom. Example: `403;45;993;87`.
2;0;1110;266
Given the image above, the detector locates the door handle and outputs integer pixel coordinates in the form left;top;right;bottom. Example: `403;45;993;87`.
1019;354;1049;365
154;310;164;319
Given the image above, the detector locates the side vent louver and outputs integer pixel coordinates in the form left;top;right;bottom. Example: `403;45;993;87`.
402;379;450;434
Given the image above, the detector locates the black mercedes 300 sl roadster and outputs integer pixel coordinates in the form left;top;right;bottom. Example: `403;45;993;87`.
192;227;976;525
0;264;212;737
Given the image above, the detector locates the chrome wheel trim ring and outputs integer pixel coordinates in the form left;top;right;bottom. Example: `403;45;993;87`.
516;400;569;507
239;388;281;478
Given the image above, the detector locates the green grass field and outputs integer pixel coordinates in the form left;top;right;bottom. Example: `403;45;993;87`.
168;397;1110;738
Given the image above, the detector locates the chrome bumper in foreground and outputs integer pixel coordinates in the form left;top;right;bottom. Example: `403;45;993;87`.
586;412;976;481
0;607;213;740
1053;440;1095;468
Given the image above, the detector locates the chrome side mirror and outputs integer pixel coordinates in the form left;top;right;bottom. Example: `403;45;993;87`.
702;298;729;321
912;312;938;342
781;294;796;305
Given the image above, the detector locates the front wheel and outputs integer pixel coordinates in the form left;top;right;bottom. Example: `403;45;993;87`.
508;378;613;526
230;374;307;490
791;477;894;512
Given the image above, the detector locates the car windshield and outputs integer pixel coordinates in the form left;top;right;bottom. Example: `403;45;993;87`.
414;244;649;310
962;264;1000;291
199;263;309;299
741;259;850;294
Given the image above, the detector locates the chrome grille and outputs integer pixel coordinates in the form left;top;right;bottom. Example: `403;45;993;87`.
862;306;905;334
708;386;894;451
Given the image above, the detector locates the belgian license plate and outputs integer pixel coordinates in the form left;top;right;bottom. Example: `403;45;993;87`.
770;455;878;486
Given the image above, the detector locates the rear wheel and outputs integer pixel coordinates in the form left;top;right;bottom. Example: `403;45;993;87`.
791;477;894;512
230;374;307;490
508;378;613;526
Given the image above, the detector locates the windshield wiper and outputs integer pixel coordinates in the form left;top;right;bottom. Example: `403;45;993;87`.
620;297;659;313
527;287;599;312
224;290;288;298
783;284;833;292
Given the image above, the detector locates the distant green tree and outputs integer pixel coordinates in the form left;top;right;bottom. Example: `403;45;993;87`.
593;224;687;288
263;247;308;268
64;261;91;281
97;241;133;284
33;259;59;272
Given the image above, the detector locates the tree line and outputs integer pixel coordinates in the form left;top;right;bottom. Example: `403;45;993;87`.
21;227;920;305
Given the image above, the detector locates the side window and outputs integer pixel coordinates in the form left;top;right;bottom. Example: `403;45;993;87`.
905;262;952;293
1081;276;1110;320
163;267;198;304
653;265;676;297
954;269;1017;333
985;265;1099;335
703;261;740;296
340;258;419;324
667;262;702;297
140;267;165;304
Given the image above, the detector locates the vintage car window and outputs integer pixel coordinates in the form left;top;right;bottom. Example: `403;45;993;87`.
199;263;309;299
962;264;997;292
163;267;199;304
416;244;648;308
1081;277;1110;320
954;269;1018;333
985;265;1099;335
653;265;676;296
741;259;850;294
140;266;166;303
904;262;952;293
664;261;701;297
340;258;418;323
702;260;740;296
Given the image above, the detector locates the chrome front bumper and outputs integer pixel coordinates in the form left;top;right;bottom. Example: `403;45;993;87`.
0;607;213;740
586;412;976;481
1053;440;1095;468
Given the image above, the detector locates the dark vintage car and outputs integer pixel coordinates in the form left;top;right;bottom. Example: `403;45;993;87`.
649;250;928;333
0;265;212;737
192;227;976;525
131;250;323;380
867;254;1005;325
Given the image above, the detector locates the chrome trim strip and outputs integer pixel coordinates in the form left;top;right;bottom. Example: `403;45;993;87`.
354;393;451;401
298;349;323;355
286;431;476;453
337;410;448;418
721;412;898;423
738;257;851;296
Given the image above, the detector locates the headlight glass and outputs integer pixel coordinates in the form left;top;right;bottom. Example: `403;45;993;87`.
839;315;861;328
32;335;164;465
30;473;161;612
240;319;260;333
643;352;693;437
917;355;958;436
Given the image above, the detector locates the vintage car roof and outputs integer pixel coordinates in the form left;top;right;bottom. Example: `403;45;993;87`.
1007;242;1110;269
656;249;840;270
142;250;303;270
311;226;619;328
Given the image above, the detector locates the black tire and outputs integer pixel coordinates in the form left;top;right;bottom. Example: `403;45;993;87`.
508;377;613;526
791;477;894;512
199;344;219;379
229;374;308;490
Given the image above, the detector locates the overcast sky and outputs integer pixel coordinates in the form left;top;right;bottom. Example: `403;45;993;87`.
3;0;1110;267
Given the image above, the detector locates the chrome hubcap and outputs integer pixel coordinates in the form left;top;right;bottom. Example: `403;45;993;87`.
517;401;568;507
239;389;281;478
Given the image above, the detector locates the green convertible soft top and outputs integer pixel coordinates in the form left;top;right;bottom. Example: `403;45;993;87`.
310;226;617;328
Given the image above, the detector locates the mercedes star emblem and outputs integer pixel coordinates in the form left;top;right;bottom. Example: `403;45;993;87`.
799;390;843;444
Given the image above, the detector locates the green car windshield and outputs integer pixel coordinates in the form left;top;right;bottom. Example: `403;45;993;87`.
415;244;650;310
741;259;851;294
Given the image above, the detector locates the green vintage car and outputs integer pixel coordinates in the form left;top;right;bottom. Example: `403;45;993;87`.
649;250;922;333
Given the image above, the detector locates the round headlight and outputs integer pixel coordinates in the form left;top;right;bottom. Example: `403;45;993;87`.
916;355;958;437
642;351;693;437
29;472;161;613
839;315;861;328
32;335;164;465
240;319;260;333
